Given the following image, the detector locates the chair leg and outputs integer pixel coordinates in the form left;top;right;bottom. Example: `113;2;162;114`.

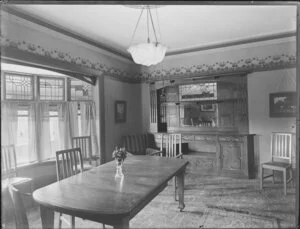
283;169;287;195
58;213;63;229
174;177;178;201
289;168;294;188
272;170;275;184
102;223;106;229
29;180;34;207
71;216;75;229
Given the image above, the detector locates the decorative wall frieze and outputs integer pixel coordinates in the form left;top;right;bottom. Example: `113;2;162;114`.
0;37;142;83
142;54;296;82
1;37;296;84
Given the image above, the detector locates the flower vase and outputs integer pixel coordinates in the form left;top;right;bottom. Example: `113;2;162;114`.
115;160;124;178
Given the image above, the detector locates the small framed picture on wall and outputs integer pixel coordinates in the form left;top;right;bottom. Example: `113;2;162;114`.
115;100;126;123
269;92;296;117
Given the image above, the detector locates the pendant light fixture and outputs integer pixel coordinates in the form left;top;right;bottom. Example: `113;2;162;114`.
127;6;167;67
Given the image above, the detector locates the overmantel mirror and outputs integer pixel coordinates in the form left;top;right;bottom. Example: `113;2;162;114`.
155;74;248;133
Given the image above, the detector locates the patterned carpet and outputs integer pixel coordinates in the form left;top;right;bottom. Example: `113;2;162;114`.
5;172;296;228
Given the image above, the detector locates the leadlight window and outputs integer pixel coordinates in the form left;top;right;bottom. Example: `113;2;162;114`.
179;82;217;101
4;73;33;100
39;77;65;101
70;79;93;100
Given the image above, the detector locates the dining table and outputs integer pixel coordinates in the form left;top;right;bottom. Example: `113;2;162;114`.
33;155;189;229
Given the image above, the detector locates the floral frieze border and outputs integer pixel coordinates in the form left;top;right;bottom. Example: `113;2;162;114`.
143;54;296;81
1;37;296;83
0;37;142;83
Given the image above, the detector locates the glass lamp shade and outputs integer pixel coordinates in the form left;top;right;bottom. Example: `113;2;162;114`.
127;42;167;66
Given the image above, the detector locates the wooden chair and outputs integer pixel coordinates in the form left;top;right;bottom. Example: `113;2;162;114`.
160;133;183;201
8;184;31;229
160;134;183;159
56;148;83;229
1;145;33;202
55;148;105;229
123;133;162;156
260;132;294;195
72;136;100;170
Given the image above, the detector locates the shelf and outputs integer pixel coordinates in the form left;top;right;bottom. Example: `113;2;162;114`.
161;98;246;105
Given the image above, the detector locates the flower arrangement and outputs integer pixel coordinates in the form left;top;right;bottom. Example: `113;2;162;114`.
112;146;128;165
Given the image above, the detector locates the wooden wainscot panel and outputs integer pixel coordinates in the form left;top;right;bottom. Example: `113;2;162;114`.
187;157;217;175
182;134;195;142
217;135;255;179
194;135;216;142
219;141;243;175
218;136;242;142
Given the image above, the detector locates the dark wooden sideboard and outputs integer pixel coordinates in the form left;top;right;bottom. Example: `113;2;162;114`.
153;133;255;179
149;74;256;179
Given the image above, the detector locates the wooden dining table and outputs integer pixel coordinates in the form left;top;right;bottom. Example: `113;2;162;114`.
33;155;189;229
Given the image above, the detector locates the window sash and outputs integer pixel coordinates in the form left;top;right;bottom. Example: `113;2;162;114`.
4;72;34;101
38;76;66;101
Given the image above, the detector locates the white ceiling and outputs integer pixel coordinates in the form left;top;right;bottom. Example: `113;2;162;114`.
10;4;297;57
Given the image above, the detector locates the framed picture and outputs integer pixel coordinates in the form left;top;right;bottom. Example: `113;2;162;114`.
269;92;296;117
115;100;126;123
200;104;215;112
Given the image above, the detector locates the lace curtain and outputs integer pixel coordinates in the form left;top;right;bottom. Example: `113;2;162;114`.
1;101;99;164
1;103;18;146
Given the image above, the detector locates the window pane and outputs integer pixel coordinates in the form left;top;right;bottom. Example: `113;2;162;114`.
39;77;65;101
49;112;60;158
70;79;92;100
16;109;31;165
5;74;33;100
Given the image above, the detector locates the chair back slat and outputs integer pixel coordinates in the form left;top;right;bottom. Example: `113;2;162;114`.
1;145;17;179
133;135;138;154
162;134;182;158
72;136;92;162
125;136;131;152
271;132;292;164
56;148;83;181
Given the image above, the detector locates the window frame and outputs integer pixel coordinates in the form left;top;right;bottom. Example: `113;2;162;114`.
69;78;93;101
2;70;95;165
3;71;35;101
38;76;66;101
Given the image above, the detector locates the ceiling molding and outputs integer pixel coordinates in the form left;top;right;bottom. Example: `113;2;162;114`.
141;53;296;82
0;36;142;83
2;5;133;61
0;34;296;84
166;31;296;56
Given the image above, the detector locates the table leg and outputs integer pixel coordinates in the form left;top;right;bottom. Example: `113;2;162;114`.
40;205;54;229
176;169;185;212
260;165;263;190
113;217;129;229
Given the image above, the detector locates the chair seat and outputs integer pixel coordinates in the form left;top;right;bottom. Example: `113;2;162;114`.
73;162;93;172
83;162;93;171
262;161;292;169
2;177;32;192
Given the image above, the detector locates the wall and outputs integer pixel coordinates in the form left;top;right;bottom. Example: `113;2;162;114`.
104;77;144;162
141;83;150;132
248;68;297;168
